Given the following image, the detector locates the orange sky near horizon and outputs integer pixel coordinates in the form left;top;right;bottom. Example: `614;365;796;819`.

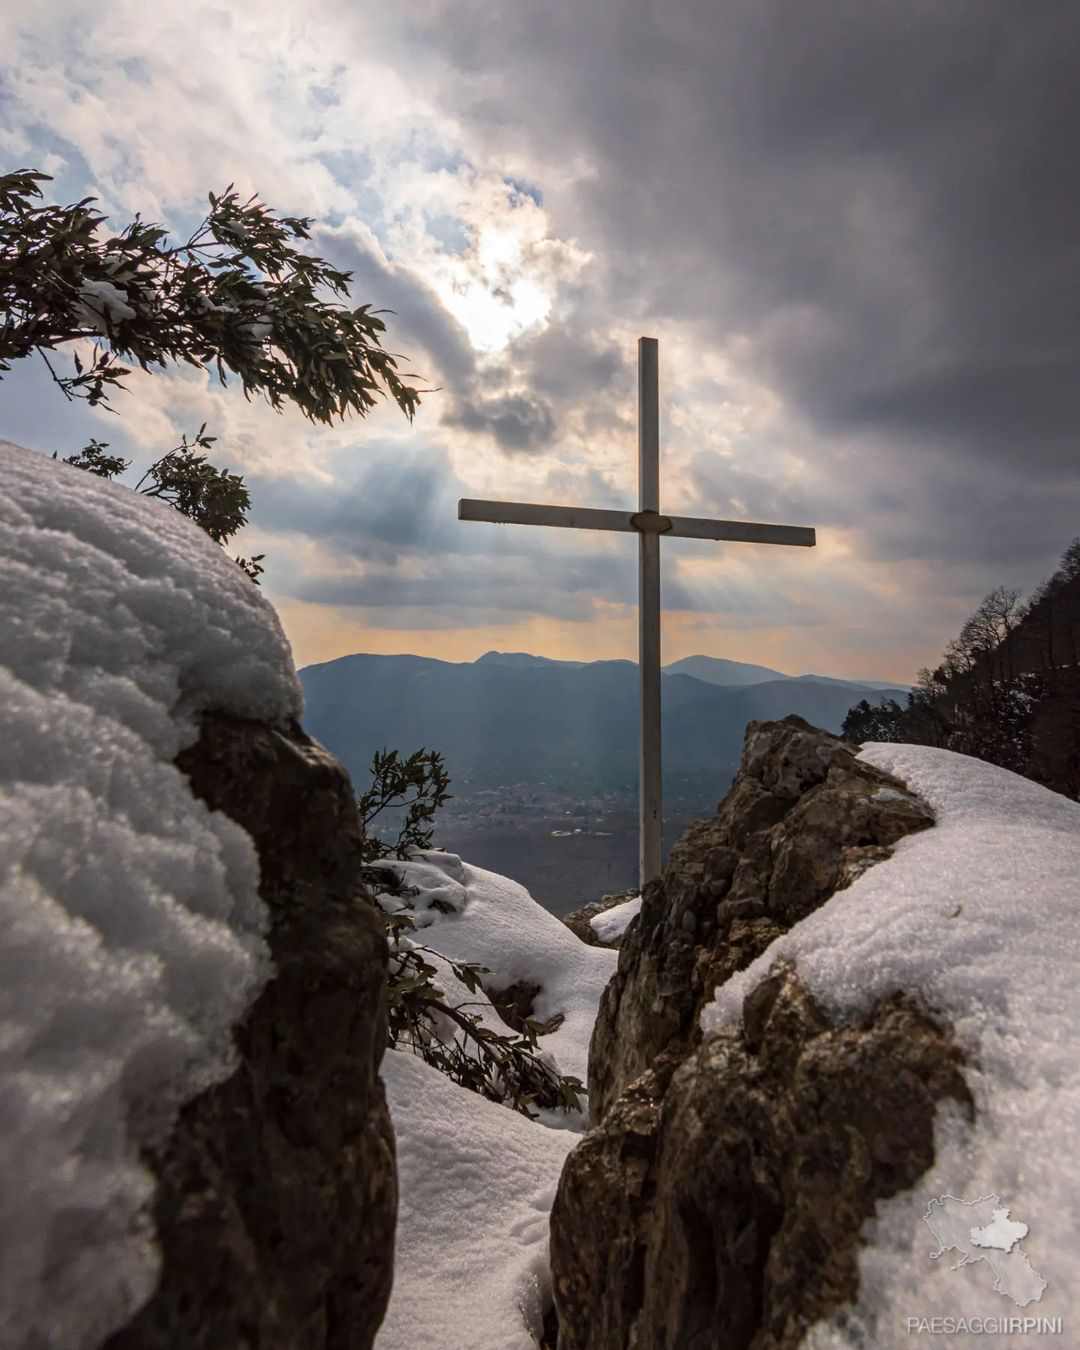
273;596;923;684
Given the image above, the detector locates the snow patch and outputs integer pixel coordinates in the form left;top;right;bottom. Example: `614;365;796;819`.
590;894;642;944
372;850;619;1345
377;1050;576;1350
73;278;137;332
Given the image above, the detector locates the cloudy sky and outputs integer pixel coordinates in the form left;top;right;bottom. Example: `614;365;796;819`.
3;1;1078;682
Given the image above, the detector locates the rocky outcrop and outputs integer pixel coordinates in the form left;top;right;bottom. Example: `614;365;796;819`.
588;717;935;1123
485;978;566;1035
551;965;971;1350
106;713;395;1350
550;717;967;1349
562;889;640;948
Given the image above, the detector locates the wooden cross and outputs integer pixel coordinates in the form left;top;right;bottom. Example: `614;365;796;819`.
459;337;816;887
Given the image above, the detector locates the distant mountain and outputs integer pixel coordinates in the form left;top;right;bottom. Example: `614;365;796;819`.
665;654;910;693
661;654;788;686
298;652;896;806
846;679;914;692
478;650;910;690
790;672;913;693
474;650;587;670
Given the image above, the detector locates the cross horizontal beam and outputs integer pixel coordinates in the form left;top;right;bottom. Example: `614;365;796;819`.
458;497;816;548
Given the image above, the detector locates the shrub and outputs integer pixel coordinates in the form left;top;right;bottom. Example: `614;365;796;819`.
357;748;585;1119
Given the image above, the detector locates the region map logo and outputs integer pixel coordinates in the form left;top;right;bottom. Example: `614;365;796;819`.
904;1193;1062;1337
924;1193;1046;1307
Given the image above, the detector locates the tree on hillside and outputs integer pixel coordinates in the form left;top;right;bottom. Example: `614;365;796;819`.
1026;538;1080;673
842;542;1080;798
840;697;904;744
0;168;432;578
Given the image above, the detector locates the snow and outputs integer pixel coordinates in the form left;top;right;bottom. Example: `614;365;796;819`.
701;744;1080;1342
193;295;239;315
238;319;274;343
0;441;302;1350
589;894;642;944
217;220;252;246
370;851;617;1347
372;849;617;1096
74;278;137;332
377;1050;576;1350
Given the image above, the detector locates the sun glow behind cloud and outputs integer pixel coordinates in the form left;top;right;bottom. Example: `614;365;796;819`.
377;168;590;356
425;215;556;355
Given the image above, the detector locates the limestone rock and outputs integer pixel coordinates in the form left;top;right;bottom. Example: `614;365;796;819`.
551;964;971;1350
562;889;640;948
106;713;396;1350
548;718;963;1349
587;716;934;1123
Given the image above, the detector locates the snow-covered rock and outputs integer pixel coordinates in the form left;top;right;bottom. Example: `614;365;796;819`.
0;442;394;1350
588;894;641;946
587;716;934;1124
550;718;1080;1348
371;849;618;1105
109;712;395;1350
562;887;641;948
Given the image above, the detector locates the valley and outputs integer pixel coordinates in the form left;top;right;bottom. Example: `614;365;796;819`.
301;650;908;913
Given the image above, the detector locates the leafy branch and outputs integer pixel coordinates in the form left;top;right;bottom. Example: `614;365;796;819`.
357;747;451;862
385;926;584;1119
7;169;436;587
1;168;435;422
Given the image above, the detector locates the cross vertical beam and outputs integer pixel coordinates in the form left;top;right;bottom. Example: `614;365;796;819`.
638;338;662;885
457;337;816;893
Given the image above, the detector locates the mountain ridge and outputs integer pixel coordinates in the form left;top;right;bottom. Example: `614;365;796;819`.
298;651;903;805
301;648;911;691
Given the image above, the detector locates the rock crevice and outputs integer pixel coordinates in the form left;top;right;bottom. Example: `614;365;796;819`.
551;717;971;1350
553;965;971;1350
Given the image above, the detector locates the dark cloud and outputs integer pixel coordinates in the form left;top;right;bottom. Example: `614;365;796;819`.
443;390;556;453
278;499;641;620
246;436;640;621
250;432;818;623
442;323;630;459
287;557;606;624
398;0;1080;568
265;445;828;625
512;323;624;405
687;452;820;530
